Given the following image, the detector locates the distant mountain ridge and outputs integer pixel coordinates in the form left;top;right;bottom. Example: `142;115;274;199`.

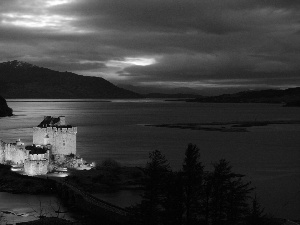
0;60;140;99
117;84;202;95
1;60;299;103
117;84;203;98
187;87;300;105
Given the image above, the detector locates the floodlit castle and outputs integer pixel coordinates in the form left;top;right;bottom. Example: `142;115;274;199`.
0;116;90;176
33;116;77;155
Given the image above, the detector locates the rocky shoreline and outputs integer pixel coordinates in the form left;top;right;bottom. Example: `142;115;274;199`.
0;164;56;194
16;217;74;225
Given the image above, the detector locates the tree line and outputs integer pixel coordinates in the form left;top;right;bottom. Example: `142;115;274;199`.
130;144;265;225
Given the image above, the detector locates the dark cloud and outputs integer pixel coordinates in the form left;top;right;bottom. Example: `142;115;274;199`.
59;0;300;34
0;0;299;92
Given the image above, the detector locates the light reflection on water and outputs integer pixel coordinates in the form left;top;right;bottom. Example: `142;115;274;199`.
0;192;72;224
1;100;300;219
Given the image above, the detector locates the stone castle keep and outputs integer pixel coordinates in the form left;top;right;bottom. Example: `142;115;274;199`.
0;116;89;176
33;116;77;155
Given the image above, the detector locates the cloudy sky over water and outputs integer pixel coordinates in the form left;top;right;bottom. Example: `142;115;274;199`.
0;0;299;93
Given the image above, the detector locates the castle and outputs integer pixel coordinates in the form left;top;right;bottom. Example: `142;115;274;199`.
33;116;77;155
0;116;89;176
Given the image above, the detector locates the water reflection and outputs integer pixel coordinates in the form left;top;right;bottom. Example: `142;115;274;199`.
0;192;72;224
93;190;143;208
1;100;300;219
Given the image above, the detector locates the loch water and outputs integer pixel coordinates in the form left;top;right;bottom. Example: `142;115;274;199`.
0;192;71;224
0;99;300;220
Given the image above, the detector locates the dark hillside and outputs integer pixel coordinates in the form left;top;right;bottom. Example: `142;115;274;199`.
0;60;141;99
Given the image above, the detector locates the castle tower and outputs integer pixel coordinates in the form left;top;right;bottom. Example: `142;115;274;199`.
33;116;77;155
24;149;49;176
58;116;66;126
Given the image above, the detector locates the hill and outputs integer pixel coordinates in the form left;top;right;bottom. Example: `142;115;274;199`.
142;93;202;99
0;95;13;117
187;87;300;105
0;60;141;99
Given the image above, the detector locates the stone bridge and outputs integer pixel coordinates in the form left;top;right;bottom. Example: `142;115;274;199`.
54;179;132;224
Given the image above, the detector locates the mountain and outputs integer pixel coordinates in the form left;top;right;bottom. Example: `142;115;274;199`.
0;95;13;117
0;60;141;99
117;84;202;95
187;87;300;105
1;60;299;102
118;84;203;98
142;93;202;98
117;84;253;96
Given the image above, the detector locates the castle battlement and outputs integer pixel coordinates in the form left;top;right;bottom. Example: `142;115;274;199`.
28;150;49;161
33;126;77;134
3;143;25;150
25;158;48;162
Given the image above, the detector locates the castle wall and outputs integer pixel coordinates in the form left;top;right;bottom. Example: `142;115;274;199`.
29;151;49;161
33;127;77;155
0;141;28;165
58;116;66;126
0;140;5;164
24;159;49;176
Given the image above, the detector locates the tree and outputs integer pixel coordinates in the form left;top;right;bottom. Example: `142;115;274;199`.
100;158;121;173
203;171;213;225
210;159;253;225
94;158;122;190
247;194;265;225
136;150;171;225
182;144;204;225
28;200;49;219
163;171;184;225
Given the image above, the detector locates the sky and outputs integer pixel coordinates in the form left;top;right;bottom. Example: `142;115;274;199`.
0;0;299;94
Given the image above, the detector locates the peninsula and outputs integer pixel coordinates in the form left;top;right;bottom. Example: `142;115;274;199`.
0;95;13;117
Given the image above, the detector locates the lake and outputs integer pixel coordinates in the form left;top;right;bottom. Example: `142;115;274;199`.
1;99;300;220
0;192;71;224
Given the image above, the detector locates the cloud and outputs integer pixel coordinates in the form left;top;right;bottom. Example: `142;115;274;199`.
0;0;299;92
